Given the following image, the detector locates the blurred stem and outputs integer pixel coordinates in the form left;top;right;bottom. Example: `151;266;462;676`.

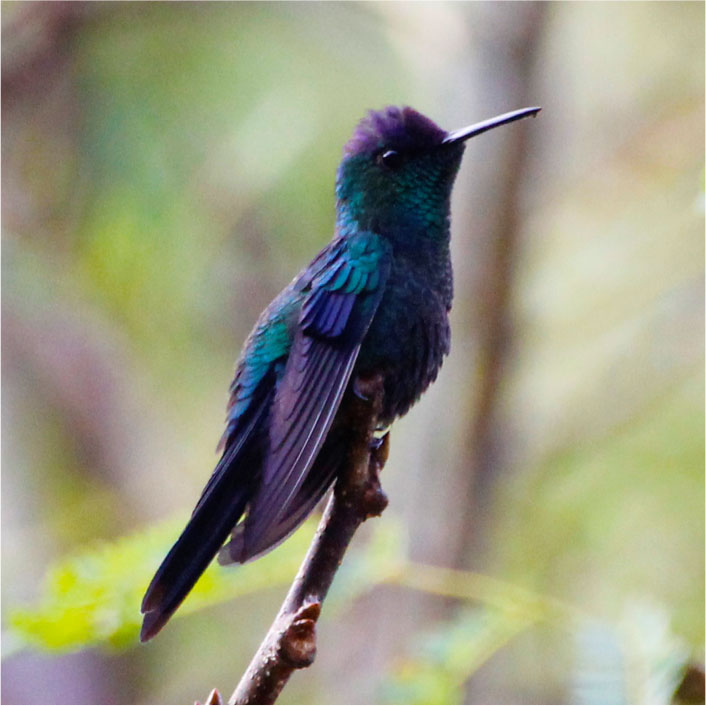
385;561;585;627
454;2;547;570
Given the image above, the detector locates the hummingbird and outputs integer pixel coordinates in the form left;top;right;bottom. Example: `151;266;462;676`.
140;105;540;642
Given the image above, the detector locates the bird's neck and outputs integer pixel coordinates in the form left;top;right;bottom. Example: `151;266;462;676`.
335;199;452;262
335;202;453;306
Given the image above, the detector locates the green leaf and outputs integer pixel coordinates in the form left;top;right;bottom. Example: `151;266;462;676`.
7;515;316;653
6;511;407;656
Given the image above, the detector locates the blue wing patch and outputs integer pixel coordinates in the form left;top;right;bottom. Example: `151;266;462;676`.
242;232;391;556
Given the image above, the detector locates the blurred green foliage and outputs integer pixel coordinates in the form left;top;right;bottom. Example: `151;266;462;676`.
8;516;316;652
571;601;689;705
2;2;703;704
12;507;692;704
6;514;406;655
496;373;704;645
384;607;542;704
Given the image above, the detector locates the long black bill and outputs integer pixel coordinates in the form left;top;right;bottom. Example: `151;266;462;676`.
442;106;541;145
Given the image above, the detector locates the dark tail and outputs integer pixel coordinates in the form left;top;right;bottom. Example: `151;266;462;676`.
140;395;271;642
140;481;250;641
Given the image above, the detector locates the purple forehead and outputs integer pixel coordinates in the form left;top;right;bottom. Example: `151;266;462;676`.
343;106;447;157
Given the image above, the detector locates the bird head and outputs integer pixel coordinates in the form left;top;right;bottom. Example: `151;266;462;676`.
335;105;540;243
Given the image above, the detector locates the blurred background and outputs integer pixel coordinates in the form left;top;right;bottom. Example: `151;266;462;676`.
2;2;704;704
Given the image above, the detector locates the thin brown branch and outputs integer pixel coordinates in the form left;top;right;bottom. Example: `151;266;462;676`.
209;374;389;705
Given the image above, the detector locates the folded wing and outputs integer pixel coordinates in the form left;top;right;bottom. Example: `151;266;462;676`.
240;232;391;559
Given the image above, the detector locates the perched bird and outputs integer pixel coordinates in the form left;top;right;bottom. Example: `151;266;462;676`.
140;105;540;642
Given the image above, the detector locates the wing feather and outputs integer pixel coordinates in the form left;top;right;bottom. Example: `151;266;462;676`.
218;428;348;565
243;232;391;556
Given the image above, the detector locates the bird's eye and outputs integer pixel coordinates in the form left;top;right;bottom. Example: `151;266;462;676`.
377;149;403;169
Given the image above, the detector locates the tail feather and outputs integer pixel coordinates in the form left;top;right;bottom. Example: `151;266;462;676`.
140;484;250;641
218;432;346;565
140;391;271;642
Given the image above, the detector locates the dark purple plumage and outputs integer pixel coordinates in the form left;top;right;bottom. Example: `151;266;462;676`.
343;106;447;157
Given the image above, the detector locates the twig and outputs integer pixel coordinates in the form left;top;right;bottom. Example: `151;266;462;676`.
195;688;223;705
219;374;389;705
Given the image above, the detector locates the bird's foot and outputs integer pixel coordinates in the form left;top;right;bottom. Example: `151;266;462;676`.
370;427;389;450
